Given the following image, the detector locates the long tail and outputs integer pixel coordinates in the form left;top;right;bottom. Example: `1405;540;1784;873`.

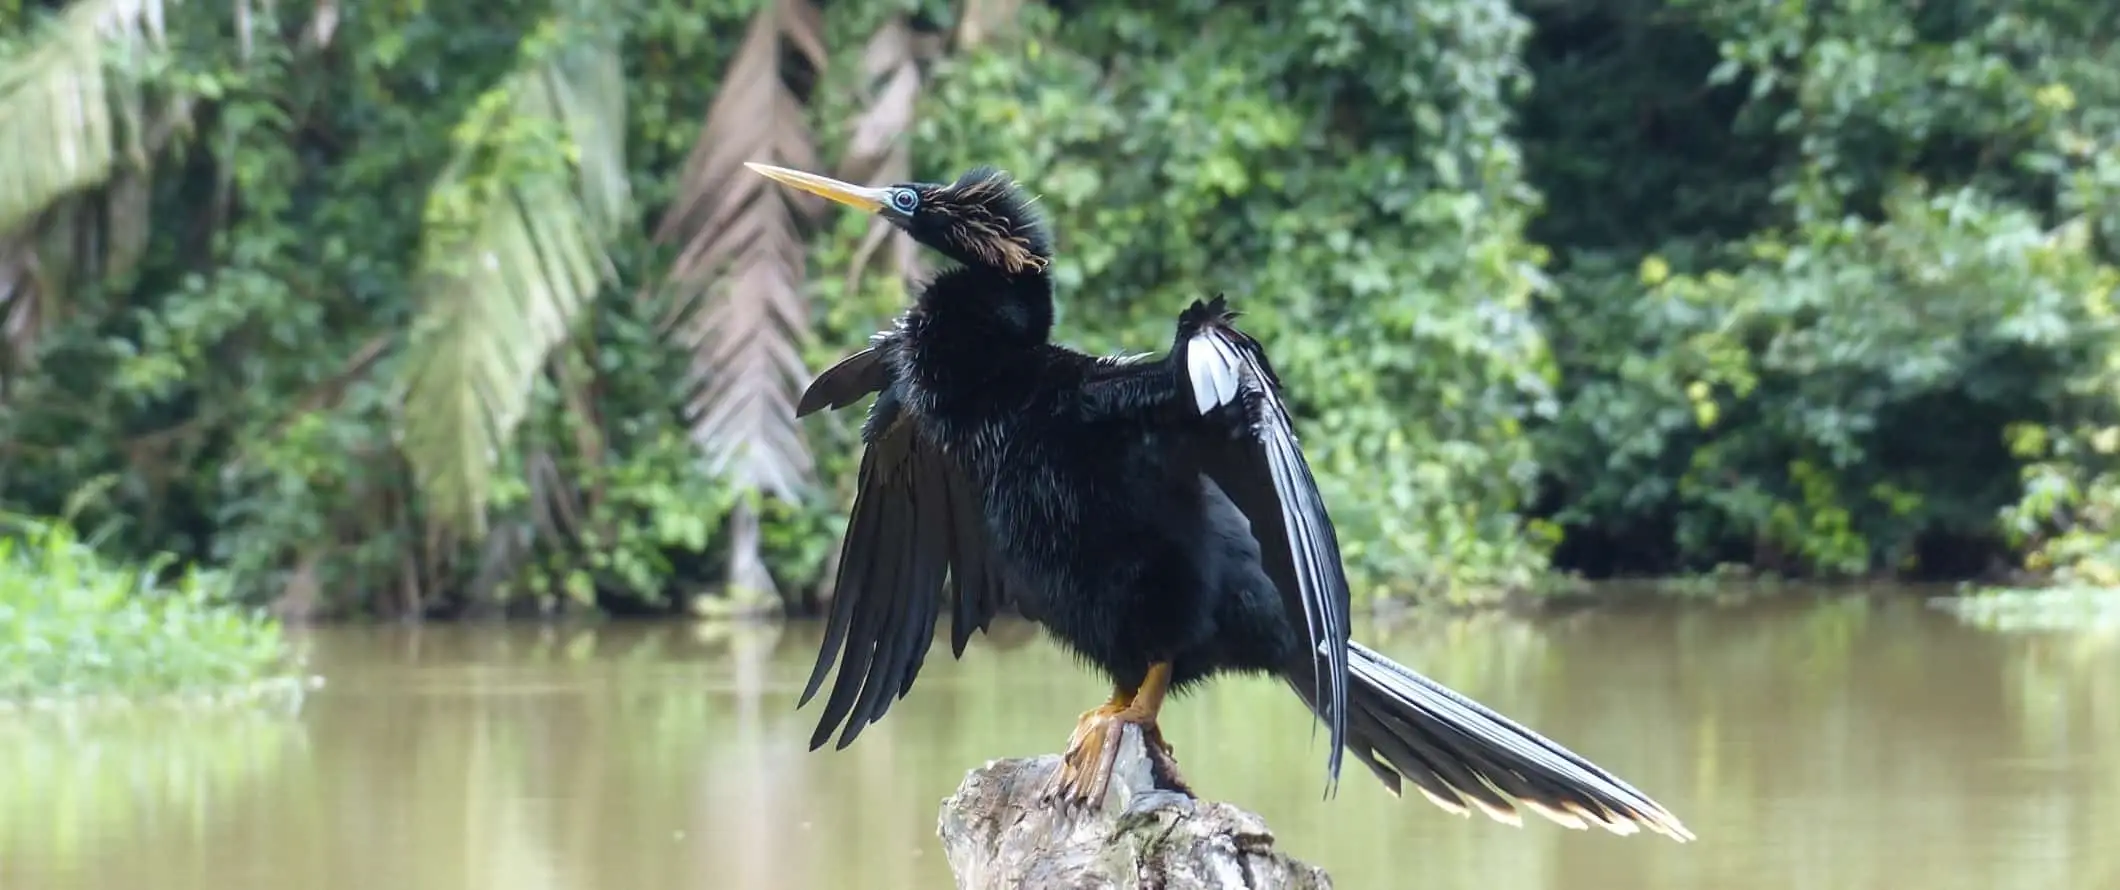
1288;640;1695;842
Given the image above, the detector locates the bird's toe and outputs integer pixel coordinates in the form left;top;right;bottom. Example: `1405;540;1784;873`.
1141;728;1195;797
1042;709;1132;810
1143;722;1177;758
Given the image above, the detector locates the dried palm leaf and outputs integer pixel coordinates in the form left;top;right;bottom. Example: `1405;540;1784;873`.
0;234;45;393
396;19;630;537
838;16;942;291
645;0;827;602
652;0;827;501
300;0;342;51
954;0;1025;50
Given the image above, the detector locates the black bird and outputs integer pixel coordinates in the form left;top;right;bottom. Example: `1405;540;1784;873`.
746;160;1694;841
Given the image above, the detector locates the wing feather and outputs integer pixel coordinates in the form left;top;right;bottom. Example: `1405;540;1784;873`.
795;342;1015;750
1173;294;1355;791
806;425;918;749
943;448;1011;657
796;346;890;417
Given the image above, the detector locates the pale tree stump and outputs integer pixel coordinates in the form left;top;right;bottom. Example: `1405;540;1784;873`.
936;725;1334;890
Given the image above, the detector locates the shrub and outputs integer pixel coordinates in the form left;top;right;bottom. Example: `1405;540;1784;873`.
0;515;301;704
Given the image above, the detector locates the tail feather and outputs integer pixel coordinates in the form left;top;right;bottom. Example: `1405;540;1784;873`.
1289;641;1695;843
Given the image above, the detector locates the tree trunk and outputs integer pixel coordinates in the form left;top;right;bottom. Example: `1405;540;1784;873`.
936;725;1333;890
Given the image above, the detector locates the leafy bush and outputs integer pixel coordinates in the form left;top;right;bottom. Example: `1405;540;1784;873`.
1524;0;2120;584
1996;423;2120;584
0;514;299;703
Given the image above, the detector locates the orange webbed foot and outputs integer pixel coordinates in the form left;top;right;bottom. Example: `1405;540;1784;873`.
1039;663;1192;809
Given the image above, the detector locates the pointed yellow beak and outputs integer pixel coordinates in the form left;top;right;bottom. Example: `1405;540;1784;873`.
744;162;892;214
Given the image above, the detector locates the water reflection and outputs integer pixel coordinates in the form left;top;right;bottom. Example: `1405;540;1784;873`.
0;706;309;881
1;595;2114;890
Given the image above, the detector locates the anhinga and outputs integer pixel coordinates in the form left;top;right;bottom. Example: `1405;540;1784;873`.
746;160;1694;842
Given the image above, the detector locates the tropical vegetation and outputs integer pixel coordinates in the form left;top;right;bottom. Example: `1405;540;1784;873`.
0;0;2116;620
0;511;297;702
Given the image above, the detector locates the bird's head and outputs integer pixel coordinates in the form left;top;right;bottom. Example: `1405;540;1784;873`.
744;162;1051;277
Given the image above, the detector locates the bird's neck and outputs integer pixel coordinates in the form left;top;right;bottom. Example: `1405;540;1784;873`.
912;265;1054;350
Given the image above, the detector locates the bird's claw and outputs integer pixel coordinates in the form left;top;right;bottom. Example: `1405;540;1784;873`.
1039;705;1192;811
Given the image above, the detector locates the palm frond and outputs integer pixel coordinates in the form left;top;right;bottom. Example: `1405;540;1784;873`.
2;169;154;396
0;0;177;390
395;19;630;537
0;0;171;237
650;0;826;505
0;234;45;392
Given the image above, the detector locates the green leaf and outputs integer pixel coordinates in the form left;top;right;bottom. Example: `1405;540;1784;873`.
395;17;631;536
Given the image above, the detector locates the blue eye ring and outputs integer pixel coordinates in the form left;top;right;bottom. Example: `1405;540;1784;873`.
889;188;919;213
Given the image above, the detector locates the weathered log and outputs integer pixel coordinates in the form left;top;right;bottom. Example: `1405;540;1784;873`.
936;725;1333;890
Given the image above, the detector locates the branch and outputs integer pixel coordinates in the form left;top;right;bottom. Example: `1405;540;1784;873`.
938;726;1334;890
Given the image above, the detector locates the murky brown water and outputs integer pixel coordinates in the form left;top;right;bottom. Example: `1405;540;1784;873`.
2;594;2115;890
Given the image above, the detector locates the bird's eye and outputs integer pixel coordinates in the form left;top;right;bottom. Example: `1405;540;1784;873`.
890;188;919;213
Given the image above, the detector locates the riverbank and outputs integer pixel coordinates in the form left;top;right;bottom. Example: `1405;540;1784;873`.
0;515;310;710
1436;573;2120;635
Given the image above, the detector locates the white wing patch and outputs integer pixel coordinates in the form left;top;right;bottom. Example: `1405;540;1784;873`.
1186;331;1245;414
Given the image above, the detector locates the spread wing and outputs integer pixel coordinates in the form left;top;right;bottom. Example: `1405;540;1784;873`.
795;345;1015;752
1171;295;1355;789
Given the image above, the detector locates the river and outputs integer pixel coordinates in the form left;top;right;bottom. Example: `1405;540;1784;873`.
3;594;2114;889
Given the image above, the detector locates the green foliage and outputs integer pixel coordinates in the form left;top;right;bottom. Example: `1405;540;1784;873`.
0;512;297;702
2;0;768;617
1995;422;2120;587
1526;0;2120;584
5;0;2120;618
0;0;174;237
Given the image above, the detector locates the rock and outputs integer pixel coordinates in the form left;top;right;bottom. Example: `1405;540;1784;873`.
936;725;1333;890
